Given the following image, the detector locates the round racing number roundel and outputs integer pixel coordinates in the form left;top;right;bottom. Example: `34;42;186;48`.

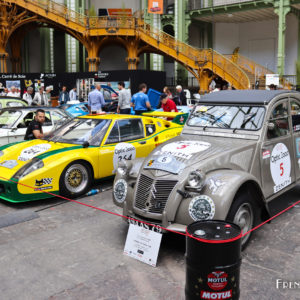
270;143;291;193
113;143;136;170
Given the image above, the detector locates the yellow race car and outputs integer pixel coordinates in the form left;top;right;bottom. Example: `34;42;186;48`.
0;114;182;202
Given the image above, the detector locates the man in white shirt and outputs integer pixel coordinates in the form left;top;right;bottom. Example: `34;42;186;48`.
23;87;34;105
32;86;48;106
7;86;20;97
69;87;78;101
117;81;131;114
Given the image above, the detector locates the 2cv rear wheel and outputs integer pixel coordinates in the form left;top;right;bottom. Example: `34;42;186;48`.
227;192;257;250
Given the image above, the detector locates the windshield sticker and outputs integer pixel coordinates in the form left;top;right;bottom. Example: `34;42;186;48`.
262;150;271;159
145;155;185;174
113;143;136;170
270;143;291;193
155;141;211;160
18;144;51;162
0;160;18;169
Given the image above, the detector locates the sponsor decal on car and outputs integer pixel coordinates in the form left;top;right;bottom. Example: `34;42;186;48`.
113;143;136;170
208;178;225;194
18;144;51;162
155;141;211;160
34;186;53;191
0;160;18;169
145;155;185;174
262;150;271;159
270;143;291;193
35;178;53;187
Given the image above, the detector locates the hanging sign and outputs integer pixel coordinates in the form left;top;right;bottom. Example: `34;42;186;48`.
148;0;163;14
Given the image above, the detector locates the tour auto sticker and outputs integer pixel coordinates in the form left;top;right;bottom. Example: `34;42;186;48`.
270;143;291;193
18;144;51;162
113;143;136;171
156;141;211;160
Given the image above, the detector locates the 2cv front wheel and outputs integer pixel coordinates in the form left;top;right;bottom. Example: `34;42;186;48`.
227;192;257;250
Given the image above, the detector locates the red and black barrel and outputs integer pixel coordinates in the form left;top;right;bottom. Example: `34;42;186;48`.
185;220;242;300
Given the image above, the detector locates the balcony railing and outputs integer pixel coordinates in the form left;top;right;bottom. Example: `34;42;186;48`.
188;0;258;10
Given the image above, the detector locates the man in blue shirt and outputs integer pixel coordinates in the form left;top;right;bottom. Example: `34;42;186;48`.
131;83;151;115
88;83;105;114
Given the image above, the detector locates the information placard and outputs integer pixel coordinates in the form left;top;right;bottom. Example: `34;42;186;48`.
124;224;162;267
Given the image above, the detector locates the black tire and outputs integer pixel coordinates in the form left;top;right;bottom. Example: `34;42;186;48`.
227;192;257;250
59;161;92;198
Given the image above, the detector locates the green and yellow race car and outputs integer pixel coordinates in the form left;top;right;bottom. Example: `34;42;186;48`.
0;114;182;202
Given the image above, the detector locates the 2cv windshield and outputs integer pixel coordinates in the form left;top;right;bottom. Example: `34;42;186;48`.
188;105;265;131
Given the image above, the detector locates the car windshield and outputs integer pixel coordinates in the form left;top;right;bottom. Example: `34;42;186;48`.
44;118;111;146
188;105;265;131
0;110;22;128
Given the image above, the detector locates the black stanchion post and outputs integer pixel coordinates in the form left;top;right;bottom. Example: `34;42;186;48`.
185;220;242;300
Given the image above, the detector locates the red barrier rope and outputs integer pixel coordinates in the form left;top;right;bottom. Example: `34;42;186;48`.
0;176;299;241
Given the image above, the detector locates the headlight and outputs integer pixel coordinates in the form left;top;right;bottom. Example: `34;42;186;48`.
13;158;44;180
0;150;3;157
116;160;132;176
186;170;205;191
189;195;215;221
113;179;128;204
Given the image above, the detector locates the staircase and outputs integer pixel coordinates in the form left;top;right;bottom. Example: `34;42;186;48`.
4;0;251;90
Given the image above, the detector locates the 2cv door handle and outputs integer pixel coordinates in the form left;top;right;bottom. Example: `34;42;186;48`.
139;141;146;145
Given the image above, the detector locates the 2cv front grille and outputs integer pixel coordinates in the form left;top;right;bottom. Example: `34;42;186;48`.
134;174;178;214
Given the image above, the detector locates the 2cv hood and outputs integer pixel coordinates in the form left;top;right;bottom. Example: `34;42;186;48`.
142;134;258;175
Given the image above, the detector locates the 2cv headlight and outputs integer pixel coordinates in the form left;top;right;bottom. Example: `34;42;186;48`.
186;170;206;191
116;160;133;176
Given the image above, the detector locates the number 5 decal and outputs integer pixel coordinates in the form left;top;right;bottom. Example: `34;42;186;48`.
280;162;284;176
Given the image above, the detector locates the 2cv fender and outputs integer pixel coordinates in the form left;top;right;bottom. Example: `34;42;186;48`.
174;169;270;246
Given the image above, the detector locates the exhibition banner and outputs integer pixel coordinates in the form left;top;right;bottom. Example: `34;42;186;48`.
148;0;163;14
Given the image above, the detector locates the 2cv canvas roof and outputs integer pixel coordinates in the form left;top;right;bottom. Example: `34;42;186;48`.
200;90;298;105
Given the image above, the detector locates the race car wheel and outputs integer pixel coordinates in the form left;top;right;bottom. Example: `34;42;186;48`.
227;192;256;250
60;161;92;198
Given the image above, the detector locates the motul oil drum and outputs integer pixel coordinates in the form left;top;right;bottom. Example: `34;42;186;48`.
185;220;242;300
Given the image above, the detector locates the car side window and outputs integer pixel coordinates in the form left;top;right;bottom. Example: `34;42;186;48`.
119;119;144;142
105;121;120;144
290;99;300;132
22;112;34;128
267;102;289;139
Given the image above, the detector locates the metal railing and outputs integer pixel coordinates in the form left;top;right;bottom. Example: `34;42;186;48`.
224;53;273;78
188;0;259;10
137;19;250;88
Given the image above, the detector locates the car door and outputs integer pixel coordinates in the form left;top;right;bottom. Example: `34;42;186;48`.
99;118;152;178
261;99;295;199
289;97;300;180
